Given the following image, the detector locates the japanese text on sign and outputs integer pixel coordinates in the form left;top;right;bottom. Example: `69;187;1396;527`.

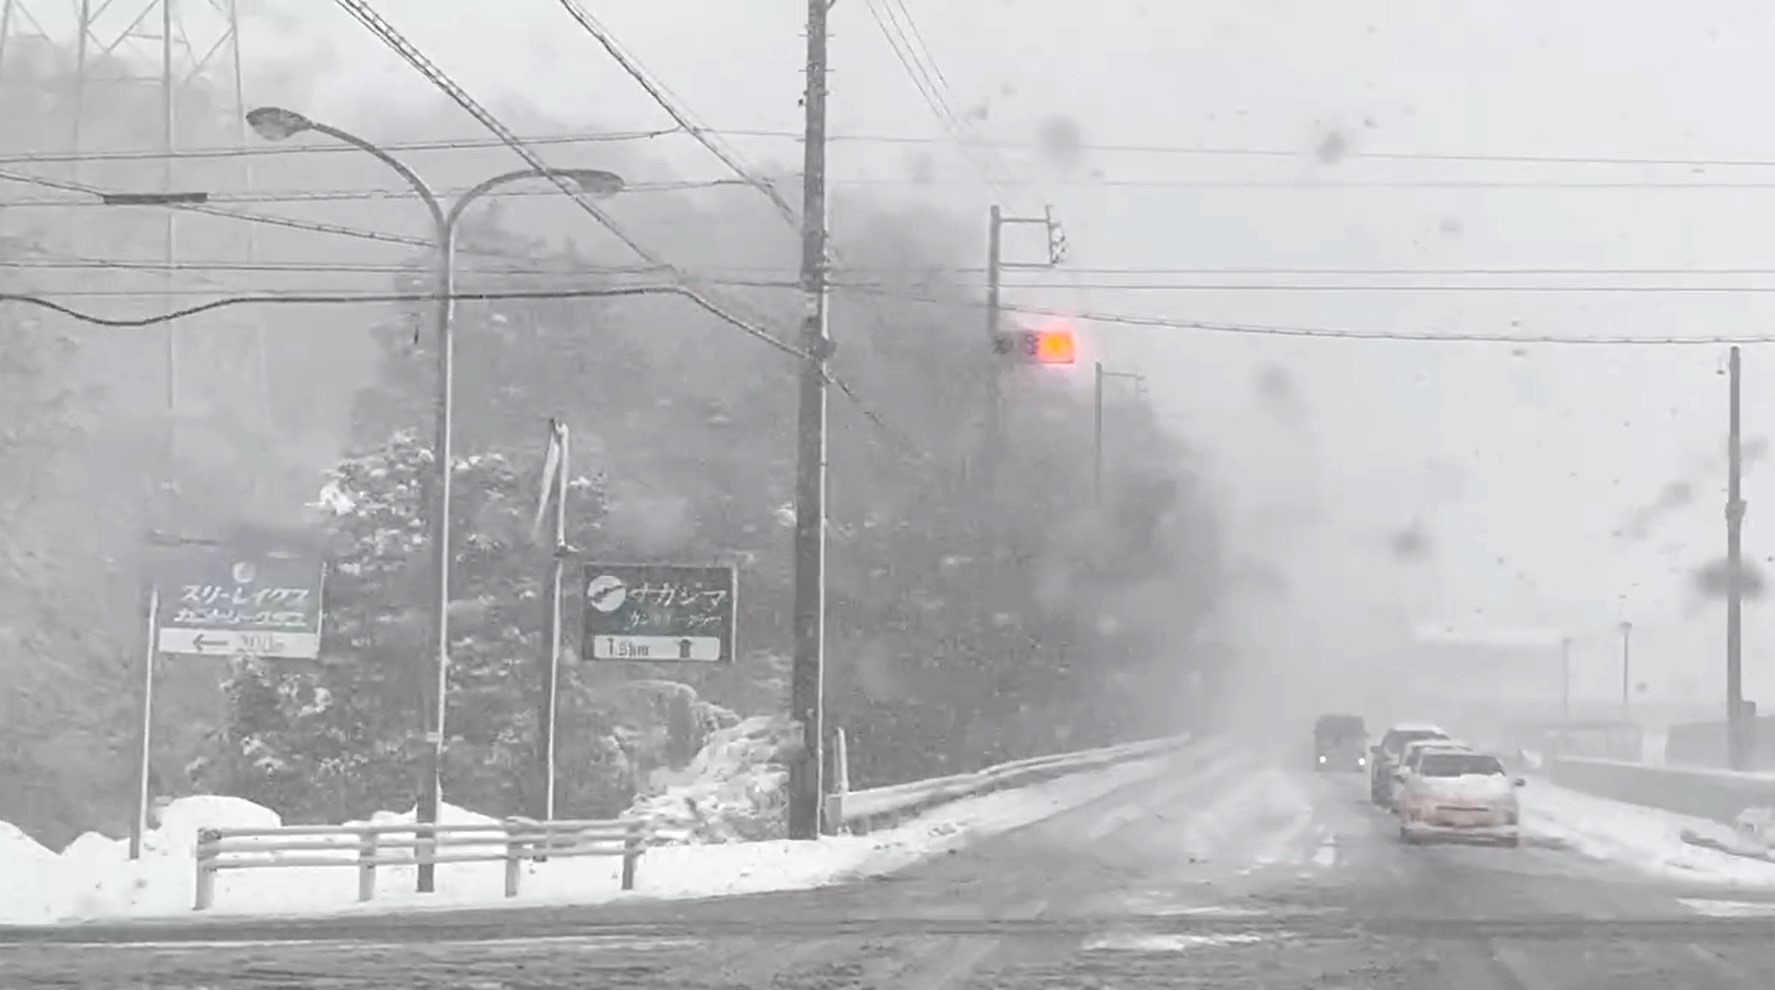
581;563;737;664
170;584;313;630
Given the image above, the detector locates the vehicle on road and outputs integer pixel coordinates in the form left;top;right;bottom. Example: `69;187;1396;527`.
1370;723;1450;806
1395;748;1524;847
1313;713;1369;772
1391;739;1471;810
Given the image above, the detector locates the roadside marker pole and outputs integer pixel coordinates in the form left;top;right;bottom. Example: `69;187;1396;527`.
129;584;160;860
535;419;570;821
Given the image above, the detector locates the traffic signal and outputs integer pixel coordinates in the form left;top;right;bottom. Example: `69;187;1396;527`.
992;324;1077;365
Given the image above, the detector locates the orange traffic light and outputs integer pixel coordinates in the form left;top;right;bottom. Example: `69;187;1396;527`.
1031;326;1077;364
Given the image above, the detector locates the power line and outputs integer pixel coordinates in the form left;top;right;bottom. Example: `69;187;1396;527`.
0;278;926;455
0;283;798;349
0;129;680;167
0;276;800;298
16;175;1775;214
844;280;1775;294
553;0;800;228
333;1;911;457
24;125;1775;172
44;278;1775;299
860;291;1775;345
22;259;1775;278
17;276;1773;346
549;0;949;462
0;165;593;270
861;0;1017;204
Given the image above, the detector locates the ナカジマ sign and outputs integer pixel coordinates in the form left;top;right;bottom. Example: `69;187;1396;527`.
581;563;736;663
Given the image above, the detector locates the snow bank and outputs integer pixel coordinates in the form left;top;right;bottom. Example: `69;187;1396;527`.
0;822;62;923
0;748;1182;923
626;715;794;844
1524;781;1775;887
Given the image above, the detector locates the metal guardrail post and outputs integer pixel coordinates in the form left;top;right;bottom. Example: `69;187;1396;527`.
621;820;642;891
356;828;379;902
193;828;220;911
502;820;528;899
822;727;849;835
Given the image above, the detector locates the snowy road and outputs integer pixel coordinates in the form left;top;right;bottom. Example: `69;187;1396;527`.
9;745;1775;987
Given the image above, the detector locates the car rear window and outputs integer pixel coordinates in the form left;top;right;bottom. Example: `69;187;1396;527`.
1386;729;1446;753
1420;752;1504;777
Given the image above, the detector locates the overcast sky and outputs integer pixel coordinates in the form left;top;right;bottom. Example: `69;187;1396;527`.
47;0;1775;705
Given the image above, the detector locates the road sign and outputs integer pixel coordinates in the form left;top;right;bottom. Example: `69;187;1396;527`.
155;552;325;659
581;563;736;663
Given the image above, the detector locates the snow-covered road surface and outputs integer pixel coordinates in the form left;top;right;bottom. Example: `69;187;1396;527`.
10;747;1775;988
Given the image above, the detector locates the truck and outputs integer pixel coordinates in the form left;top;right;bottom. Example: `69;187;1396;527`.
1313;713;1369;772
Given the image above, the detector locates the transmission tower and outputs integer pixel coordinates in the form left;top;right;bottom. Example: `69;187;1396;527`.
0;0;269;456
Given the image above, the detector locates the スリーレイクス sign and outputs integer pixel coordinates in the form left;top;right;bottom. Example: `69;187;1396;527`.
581;563;736;663
155;553;326;659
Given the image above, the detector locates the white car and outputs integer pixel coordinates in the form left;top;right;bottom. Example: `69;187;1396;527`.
1395;749;1524;847
1370;723;1450;806
1390;739;1470;810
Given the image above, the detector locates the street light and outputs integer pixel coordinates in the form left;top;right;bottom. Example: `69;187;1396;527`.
246;105;623;893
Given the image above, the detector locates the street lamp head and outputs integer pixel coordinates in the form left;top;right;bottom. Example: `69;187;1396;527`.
245;106;315;142
557;168;625;198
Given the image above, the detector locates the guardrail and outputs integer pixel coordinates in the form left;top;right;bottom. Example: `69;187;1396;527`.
193;817;648;911
826;732;1193;834
1547;757;1775;825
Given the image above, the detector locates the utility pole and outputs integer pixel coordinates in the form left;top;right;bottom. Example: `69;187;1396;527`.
1727;345;1749;770
1618;621;1632;720
788;0;832;841
1561;637;1572;718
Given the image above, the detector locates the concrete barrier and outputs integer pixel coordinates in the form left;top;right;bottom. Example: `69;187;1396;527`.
1548;756;1775;824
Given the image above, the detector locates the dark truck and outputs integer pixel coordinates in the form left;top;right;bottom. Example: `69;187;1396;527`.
1314;713;1369;772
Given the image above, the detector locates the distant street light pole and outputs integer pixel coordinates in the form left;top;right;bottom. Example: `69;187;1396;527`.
246;106;623;891
1618;621;1632;719
1092;362;1145;504
1560;636;1572;718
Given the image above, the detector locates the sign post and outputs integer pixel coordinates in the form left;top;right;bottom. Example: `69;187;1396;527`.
129;585;160;861
581;563;737;664
132;551;324;858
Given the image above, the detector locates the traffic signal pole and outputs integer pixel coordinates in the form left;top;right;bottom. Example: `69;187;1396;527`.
788;0;831;840
981;205;1065;485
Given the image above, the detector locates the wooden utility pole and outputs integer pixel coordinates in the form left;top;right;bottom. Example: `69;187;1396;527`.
788;0;831;840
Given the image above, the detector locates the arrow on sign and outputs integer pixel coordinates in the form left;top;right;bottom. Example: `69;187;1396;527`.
192;633;227;652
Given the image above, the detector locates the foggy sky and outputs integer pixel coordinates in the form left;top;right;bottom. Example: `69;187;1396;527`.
32;0;1775;704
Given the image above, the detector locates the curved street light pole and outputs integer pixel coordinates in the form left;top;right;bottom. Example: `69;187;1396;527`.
246;107;622;893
